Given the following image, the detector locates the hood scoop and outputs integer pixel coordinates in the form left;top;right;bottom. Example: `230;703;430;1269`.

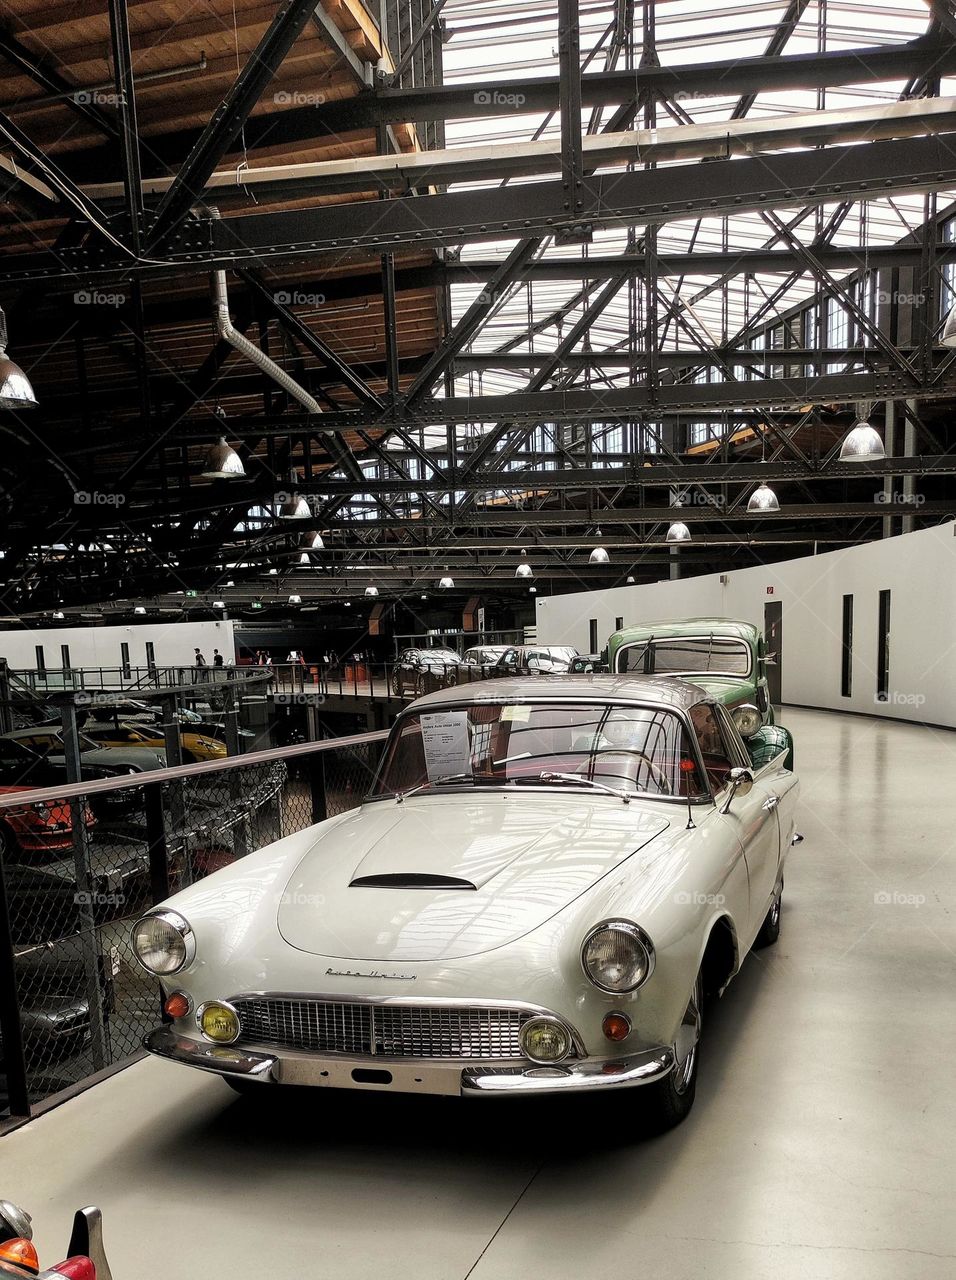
350;872;477;891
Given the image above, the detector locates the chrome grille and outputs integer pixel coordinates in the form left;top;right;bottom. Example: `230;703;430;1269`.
231;997;535;1059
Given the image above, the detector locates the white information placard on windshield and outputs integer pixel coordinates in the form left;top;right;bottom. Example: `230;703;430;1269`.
421;711;472;781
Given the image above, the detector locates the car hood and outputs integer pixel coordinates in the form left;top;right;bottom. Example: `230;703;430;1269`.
276;795;670;962
681;675;752;704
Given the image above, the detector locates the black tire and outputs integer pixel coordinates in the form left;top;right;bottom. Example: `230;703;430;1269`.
223;1076;269;1097
415;674;428;697
639;972;702;1133
753;880;783;949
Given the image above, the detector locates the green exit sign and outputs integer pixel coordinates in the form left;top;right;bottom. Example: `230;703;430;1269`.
250;602;263;610
185;590;198;598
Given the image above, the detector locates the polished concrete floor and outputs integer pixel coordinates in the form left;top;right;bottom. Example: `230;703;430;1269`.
5;708;954;1279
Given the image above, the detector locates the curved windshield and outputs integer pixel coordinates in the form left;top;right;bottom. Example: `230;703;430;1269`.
372;701;706;800
617;636;751;677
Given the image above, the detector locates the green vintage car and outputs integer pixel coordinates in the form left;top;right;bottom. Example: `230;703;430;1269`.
606;617;790;764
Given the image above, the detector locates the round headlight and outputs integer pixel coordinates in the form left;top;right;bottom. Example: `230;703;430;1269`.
131;910;194;975
197;1001;241;1044
732;704;762;737
519;1016;572;1063
582;920;655;993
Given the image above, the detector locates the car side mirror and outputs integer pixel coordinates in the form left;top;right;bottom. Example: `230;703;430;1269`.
720;766;754;814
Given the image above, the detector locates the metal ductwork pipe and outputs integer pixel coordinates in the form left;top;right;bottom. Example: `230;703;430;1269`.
211;269;321;415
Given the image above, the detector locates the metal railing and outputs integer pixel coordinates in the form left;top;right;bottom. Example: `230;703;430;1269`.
0;729;388;1122
9;666;273;694
269;659;505;699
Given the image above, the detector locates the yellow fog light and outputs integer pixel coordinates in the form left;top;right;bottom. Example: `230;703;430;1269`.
519;1016;571;1064
197;1000;241;1044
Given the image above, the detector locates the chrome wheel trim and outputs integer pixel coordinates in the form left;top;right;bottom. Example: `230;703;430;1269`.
770;892;781;928
672;974;702;1096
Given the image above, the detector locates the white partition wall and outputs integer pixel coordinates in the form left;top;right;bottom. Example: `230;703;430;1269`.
536;521;956;728
0;619;237;673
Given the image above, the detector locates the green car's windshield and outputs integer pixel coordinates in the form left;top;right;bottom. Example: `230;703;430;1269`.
616;637;751;677
372;701;707;801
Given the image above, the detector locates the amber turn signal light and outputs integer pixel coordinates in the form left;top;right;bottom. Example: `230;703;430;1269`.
602;1012;631;1042
164;992;191;1019
0;1238;40;1275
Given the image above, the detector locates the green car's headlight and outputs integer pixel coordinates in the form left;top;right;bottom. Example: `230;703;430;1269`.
732;704;763;738
582;920;655;993
131;910;195;975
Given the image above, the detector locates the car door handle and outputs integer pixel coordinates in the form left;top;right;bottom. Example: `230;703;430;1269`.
762;795;780;811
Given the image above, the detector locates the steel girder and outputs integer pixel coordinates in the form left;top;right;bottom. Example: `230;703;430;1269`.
55;39;954;175
145;0;323;250
148;368;956;437
6;135;956;283
116;456;956;504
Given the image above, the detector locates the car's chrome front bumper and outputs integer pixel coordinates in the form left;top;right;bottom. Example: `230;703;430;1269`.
144;1027;675;1096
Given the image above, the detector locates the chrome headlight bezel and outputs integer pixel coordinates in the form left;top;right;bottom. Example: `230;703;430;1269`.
519;1015;573;1064
581;919;656;994
732;703;763;738
131;909;195;976
196;999;241;1045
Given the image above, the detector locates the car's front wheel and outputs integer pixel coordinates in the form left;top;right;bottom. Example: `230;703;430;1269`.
753;879;783;949
641;972;702;1132
223;1076;274;1098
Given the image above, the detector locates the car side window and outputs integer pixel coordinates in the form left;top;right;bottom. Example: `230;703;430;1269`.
689;705;736;792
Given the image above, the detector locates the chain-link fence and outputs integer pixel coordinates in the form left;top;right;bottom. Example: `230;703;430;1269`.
0;732;386;1118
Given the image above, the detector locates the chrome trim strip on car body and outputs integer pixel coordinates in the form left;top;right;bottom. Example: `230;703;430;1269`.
461;1048;675;1094
145;1027;276;1077
143;1027;675;1096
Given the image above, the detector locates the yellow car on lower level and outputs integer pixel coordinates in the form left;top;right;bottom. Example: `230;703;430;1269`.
82;722;227;763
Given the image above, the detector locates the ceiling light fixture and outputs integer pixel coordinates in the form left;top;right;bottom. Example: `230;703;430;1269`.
942;303;956;348
201;437;244;479
666;521;692;545
747;482;780;513
277;471;311;519
0;305;37;409
589;528;609;564
839;418;885;462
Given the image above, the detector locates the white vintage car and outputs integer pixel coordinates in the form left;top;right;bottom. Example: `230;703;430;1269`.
134;676;800;1129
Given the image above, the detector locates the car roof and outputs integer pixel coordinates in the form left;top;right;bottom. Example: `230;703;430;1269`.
609;617;761;644
411;673;713;712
